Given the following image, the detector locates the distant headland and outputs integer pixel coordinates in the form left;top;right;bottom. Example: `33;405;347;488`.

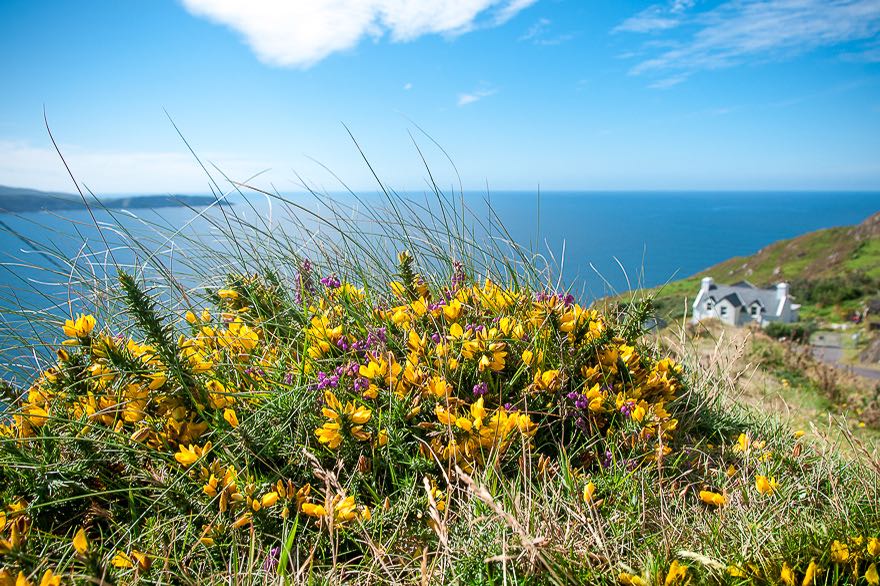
0;184;228;214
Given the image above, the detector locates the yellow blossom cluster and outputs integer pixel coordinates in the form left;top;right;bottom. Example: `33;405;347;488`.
0;260;724;582
726;535;880;585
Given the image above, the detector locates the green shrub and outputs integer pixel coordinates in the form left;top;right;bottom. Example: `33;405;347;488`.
764;321;817;343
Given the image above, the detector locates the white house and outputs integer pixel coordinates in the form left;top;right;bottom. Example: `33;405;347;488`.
692;277;800;327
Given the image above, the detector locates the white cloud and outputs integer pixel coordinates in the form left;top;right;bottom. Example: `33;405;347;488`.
618;0;880;81
494;0;539;24
519;17;550;41
614;5;683;34
670;0;696;14
519;17;573;45
0;140;264;194
648;74;689;89
457;88;497;106
403;82;413;90
180;0;538;68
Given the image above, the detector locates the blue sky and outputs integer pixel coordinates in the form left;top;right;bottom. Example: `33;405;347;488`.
1;0;879;194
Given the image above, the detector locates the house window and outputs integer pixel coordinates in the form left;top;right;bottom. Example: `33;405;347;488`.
719;306;728;317
751;305;760;317
706;300;714;311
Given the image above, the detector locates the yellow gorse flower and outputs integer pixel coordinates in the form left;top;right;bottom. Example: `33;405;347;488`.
315;391;372;449
111;549;150;570
830;540;849;563
460;327;507;372
582;481;596;504
699;490;727;507
38;570;61;586
175;442;211;467
664;560;687;586
780;562;795;586
618;572;646;586
802;560;818;585
755;475;779;495
866;563;879;586
62;313;96;341
72;527;88;555
223;408;239;428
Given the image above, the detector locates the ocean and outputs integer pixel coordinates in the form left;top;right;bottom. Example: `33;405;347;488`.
0;190;877;370
1;190;878;305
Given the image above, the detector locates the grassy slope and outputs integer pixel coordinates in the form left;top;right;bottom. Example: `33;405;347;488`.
1;192;879;585
635;211;880;323
665;321;880;445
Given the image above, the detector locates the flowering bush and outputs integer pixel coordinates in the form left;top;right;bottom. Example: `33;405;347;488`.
1;222;878;584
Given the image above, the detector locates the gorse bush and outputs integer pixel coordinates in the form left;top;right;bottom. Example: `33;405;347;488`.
0;185;879;585
790;273;879;307
764;321;817;344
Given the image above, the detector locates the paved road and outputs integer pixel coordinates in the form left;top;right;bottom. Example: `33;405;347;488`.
812;345;880;381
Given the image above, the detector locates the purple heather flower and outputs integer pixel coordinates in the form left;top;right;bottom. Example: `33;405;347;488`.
364;327;387;350
316;371;339;390
567;391;588;410
451;260;466;289
262;546;280;574
294;259;315;304
320;275;341;289
431;332;442;344
602;450;613;468
353;377;370;394
284;372;294;385
473;382;488;396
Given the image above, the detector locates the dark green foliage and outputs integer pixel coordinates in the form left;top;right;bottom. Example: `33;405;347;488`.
117;270;195;393
764;321;817;343
790;272;880;306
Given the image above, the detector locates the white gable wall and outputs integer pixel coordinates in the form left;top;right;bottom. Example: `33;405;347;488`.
691;278;798;326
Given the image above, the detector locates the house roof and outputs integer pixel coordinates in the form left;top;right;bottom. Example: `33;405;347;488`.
706;282;781;315
720;292;743;307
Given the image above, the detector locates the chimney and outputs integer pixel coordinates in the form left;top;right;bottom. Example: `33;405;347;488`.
776;282;788;300
700;277;714;293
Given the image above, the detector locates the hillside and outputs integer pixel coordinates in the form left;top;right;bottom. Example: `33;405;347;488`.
0;184;225;213
637;210;880;322
1;190;879;585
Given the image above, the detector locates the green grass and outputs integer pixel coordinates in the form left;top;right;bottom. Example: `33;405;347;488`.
846;239;880;279
0;176;879;585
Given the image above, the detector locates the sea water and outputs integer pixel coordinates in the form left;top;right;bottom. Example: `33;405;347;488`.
0;190;877;374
